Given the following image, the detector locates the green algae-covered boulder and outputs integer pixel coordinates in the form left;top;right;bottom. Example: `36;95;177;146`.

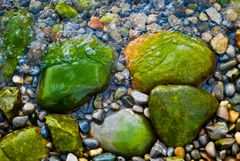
0;87;21;121
0;9;33;83
46;114;83;156
149;85;219;147
0;127;48;161
90;109;156;158
37;35;114;113
124;31;216;93
55;2;78;19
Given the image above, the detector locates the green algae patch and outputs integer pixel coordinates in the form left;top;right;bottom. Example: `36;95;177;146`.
0;87;21;121
149;85;219;147
90;109;156;158
46;114;83;156
55;2;78;19
124;31;216;93
37;36;114;113
0;127;48;161
0;9;33;82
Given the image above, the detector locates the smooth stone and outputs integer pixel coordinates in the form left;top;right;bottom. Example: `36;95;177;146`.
236;78;240;92
226;68;240;80
232;143;239;155
66;153;78;161
37;36;114;113
210;33;229;55
229;110;239;123
93;153;116;161
124;31;216;93
205;142;216;158
236;118;240;131
114;87;128;100
110;102;120;111
90;109;156;158
49;156;61;161
41;126;49;139
237;30;240;49
206;122;228;140
199;134;209;146
82;138;99;149
213;81;224;101
22;102;35;115
0;87;21;121
0;127;48;160
149;85;219;146
206;7;222;24
46;114;83;156
235;132;240;145
220;60;237;71
133;105;144;113
0;9;33;83
12;116;28;128
122;95;135;108
217;106;229;121
224;83;235;97
92;109;105;123
215;138;235;149
130;90;148;105
191;149;201;160
174;147;185;158
79;120;89;133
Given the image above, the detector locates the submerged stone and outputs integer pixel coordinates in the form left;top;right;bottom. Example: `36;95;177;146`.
90;109;156;158
0;127;48;161
0;9;33;83
149;85;219;146
55;2;78;19
46;114;83;156
74;0;96;10
124;31;216;93
0;87;21;121
37;36;114;113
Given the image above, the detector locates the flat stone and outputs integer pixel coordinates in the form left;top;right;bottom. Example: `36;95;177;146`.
93;153;116;161
124;31;216;93
0;127;48;160
0;87;21;121
210;33;229;54
215;138;235;149
46;114;83;156
149;85;219;146
131;90;148;105
90;109;156;157
206;7;222;24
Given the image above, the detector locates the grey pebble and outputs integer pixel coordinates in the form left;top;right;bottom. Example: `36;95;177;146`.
22;102;35;115
232;143;239;156
226;45;236;58
185;144;193;152
167;147;174;157
224;83;235;97
92;109;105;122
132;156;144;161
213;81;224;101
206;122;228;140
114;87;127;100
131;90;148;105
150;140;167;158
133;105;144;113
12;116;28;128
219;150;227;160
144;108;150;118
191;149;201;160
199;134;209;146
219;59;237;71
49;156;61;161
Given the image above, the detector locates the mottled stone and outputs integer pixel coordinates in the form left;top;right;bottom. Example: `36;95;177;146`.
0;127;48;161
55;2;78;19
124;31;216;93
210;33;229;54
46;114;83;156
149;85;219;146
0;87;21;121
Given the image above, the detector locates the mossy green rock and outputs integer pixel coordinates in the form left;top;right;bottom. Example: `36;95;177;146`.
0;127;48;161
46;114;83;156
149;85;219;146
55;2;78;19
0;9;33;82
0;87;21;121
124;31;216;93
90;109;156;158
37;36;114;113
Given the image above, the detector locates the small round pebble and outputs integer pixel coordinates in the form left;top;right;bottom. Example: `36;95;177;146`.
22;102;35;115
229;110;239;123
174;147;185;158
66;153;78;161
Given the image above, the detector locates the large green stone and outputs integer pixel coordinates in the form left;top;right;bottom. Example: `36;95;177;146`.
0;127;48;161
37;36;114;113
124;31;216;93
90;109;156;158
0;9;33;82
46;114;83;156
149;85;219;146
0;87;21;121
